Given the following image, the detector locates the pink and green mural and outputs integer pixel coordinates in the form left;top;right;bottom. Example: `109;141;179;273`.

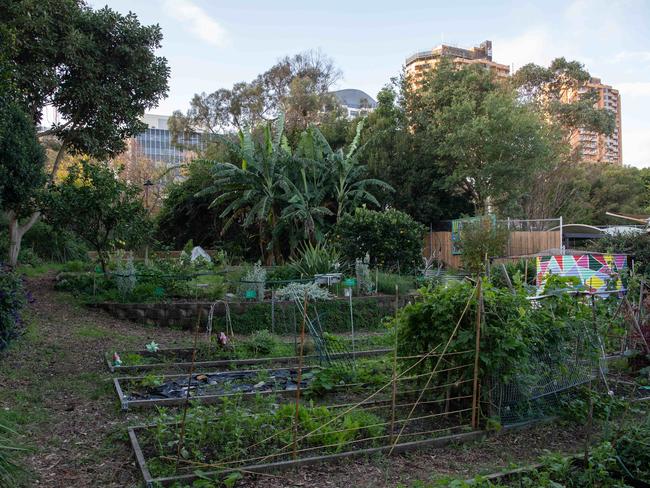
536;254;628;294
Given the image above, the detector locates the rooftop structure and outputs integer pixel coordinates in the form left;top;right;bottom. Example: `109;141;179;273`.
405;40;510;86
331;89;377;119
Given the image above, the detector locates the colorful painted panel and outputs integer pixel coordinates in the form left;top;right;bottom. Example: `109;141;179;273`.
536;254;628;294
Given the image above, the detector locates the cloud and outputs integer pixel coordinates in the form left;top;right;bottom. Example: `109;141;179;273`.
163;0;228;47
616;82;650;97
614;51;650;63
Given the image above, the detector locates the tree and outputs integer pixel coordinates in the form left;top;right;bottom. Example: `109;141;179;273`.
319;119;393;222
109;141;177;215
202;116;293;264
512;57;615;137
45;160;150;272
1;0;169;265
334;208;426;273
408;59;561;215
197;114;393;262
0;96;47;266
155;160;255;258
168;49;342;146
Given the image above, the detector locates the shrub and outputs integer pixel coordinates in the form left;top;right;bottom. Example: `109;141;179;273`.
334;208;425;273
290;242;341;277
266;265;301;284
458;219;509;275
243;330;278;356
54;272;96;295
20;221;88;263
376;272;418;295
0;268;27;350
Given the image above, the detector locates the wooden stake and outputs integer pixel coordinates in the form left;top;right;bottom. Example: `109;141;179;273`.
292;291;309;460
176;313;201;468
390;284;398;443
524;259;528;285
471;278;482;430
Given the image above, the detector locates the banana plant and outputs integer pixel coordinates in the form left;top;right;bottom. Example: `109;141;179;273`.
199;114;292;264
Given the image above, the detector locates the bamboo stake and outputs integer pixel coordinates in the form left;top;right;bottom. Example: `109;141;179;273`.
390;284;398;442
471;278;482;430
388;282;479;454
176;313;202;468
292;291;309;459
625;296;650;353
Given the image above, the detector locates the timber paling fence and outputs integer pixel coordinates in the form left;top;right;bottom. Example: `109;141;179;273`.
425;218;563;268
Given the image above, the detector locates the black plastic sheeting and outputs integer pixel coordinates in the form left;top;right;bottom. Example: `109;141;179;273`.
125;368;312;401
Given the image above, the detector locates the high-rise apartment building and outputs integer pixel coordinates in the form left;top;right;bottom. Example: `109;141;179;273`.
562;78;622;165
405;40;510;86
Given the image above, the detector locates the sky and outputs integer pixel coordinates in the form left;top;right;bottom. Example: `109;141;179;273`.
89;0;650;166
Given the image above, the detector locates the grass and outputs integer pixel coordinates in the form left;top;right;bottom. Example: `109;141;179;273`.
75;325;111;339
15;262;66;278
0;409;30;487
375;271;418;295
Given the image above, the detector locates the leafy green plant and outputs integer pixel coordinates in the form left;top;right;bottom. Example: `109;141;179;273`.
0;269;27;351
458;219;509;275
334;207;425;273
138;373;164;389
290;242;340;277
375;271;417;295
243;330;278;356
146;394;386;478
241;262;266;302
393;279;605;424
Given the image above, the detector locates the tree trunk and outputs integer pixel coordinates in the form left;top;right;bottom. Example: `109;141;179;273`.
6;139;69;267
7;211;40;268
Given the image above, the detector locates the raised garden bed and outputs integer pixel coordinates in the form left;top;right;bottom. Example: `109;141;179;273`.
114;366;319;410
128;413;545;488
105;346;392;373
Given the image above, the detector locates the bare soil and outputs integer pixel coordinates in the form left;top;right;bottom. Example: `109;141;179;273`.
0;272;592;487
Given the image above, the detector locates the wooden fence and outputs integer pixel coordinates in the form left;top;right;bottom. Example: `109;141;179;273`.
423;230;562;269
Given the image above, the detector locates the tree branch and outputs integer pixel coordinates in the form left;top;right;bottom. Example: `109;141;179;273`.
50;139;69;182
17;211;41;237
37;120;72;137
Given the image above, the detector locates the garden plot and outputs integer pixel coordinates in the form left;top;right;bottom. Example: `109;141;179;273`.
105;345;391;373
114;366;319;409
128;383;482;487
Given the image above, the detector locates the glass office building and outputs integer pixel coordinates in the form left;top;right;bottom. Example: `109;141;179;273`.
131;114;204;167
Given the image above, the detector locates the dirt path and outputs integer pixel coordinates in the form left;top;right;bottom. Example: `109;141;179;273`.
0;273;191;487
1;273;591;487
